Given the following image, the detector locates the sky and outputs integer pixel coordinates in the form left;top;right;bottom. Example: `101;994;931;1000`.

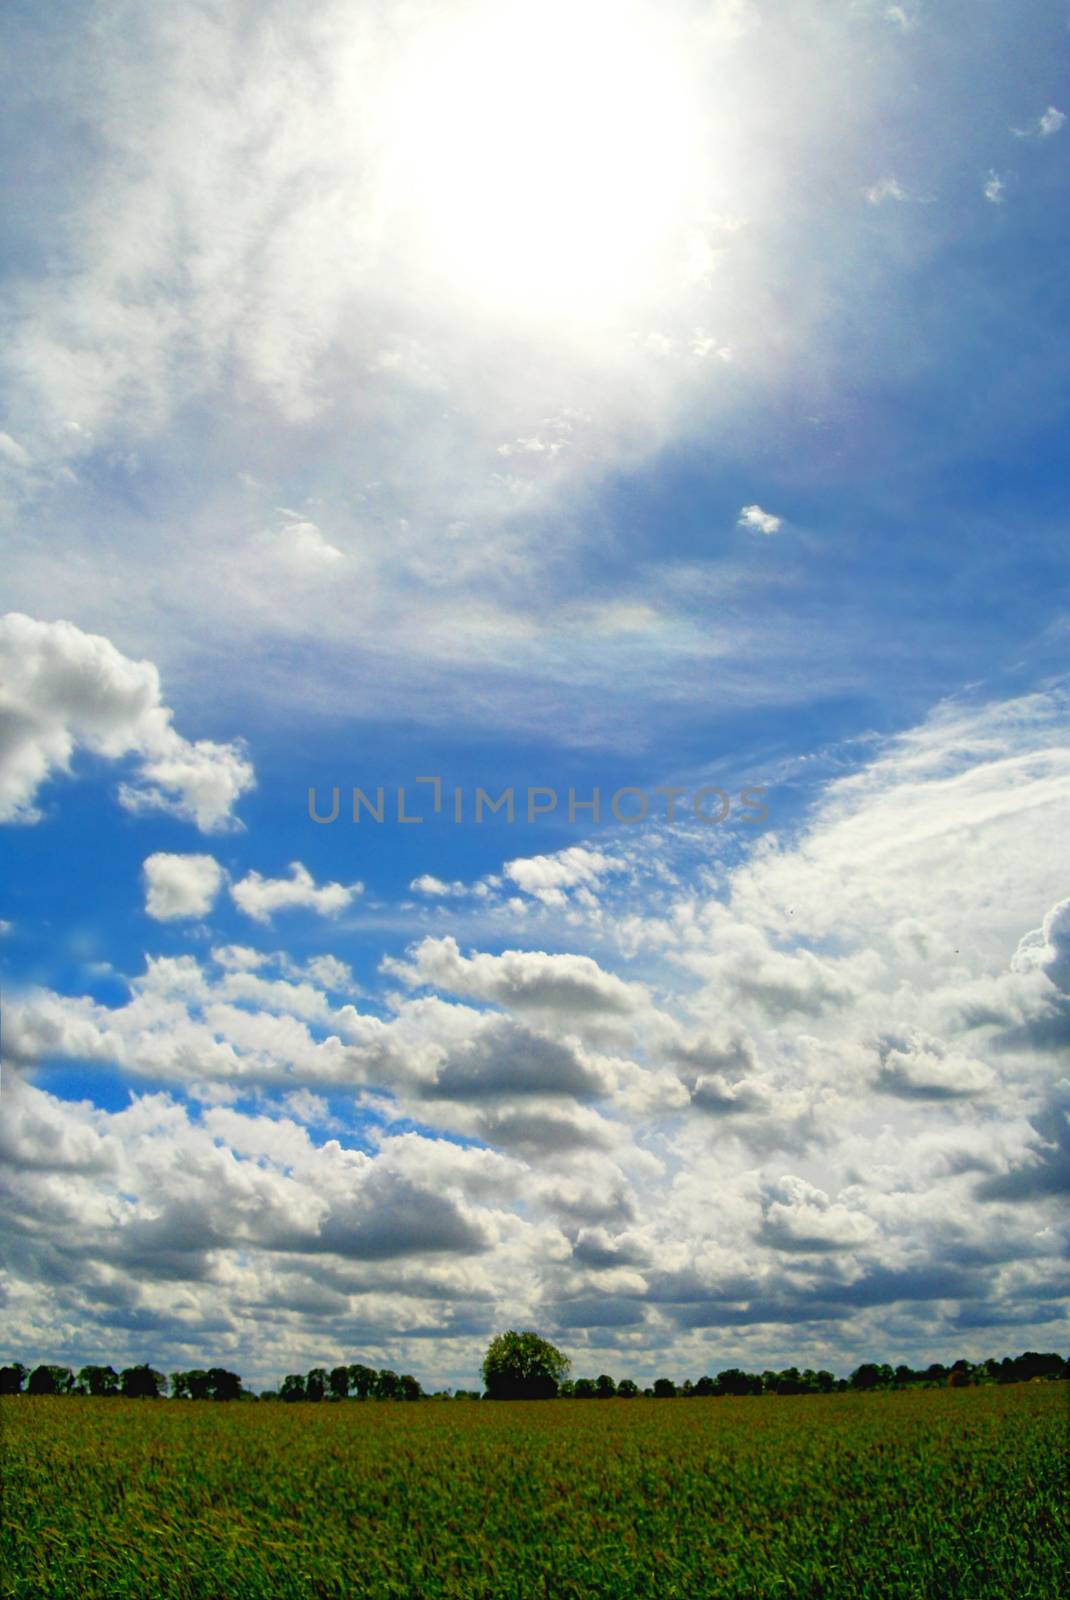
1;0;1068;1392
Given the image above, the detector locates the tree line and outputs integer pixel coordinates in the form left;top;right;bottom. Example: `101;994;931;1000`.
1;1343;1066;1403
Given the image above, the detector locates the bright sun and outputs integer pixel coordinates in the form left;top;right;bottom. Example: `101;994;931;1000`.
387;0;701;320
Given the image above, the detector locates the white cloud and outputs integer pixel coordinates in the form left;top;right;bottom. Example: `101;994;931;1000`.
7;677;1070;1384
143;852;224;922
383;936;651;1025
984;170;1005;205
865;176;909;204
411;874;461;896
210;944;268;972
0;613;254;830
874;1031;997;1100
301;954;355;992
759;1177;877;1252
1013;106;1065;139
230;861;362;925
503;846;625;907
737;503;782;534
255;514;344;572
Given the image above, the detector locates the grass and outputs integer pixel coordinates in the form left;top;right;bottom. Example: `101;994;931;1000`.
2;1383;1067;1598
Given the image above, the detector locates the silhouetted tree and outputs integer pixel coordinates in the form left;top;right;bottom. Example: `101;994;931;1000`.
77;1365;119;1397
481;1331;569;1400
716;1369;761;1396
1012;1351;1066;1381
205;1367;242;1401
850;1363;892;1391
375;1369;401;1401
347;1363;377;1400
169;1370;211;1400
28;1365;73;1395
5;1343;1063;1408
120;1364;165;1399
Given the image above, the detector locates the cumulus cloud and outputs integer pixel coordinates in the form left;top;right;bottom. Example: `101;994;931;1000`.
0;614;253;830
143;852;224;922
759;1177;878;1253
230;862;362;925
689;1072;771;1116
383;936;650;1023
503;846;624;908
254;514;344;573
210;945;269;972
676;910;878;1018
411;874;456;896
1010;897;1070;993
975;1081;1070;1203
6;687;1070;1383
473;1104;616;1158
422;1015;610;1104
737;503;782;534
874;1031;996;1100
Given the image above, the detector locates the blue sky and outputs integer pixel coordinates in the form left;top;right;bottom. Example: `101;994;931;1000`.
1;0;1068;1391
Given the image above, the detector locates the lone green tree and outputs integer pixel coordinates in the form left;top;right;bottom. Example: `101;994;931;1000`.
481;1331;569;1400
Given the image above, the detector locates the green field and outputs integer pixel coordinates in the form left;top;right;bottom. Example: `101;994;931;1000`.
3;1384;1067;1599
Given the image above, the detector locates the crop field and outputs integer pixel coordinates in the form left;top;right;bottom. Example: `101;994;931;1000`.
2;1383;1067;1600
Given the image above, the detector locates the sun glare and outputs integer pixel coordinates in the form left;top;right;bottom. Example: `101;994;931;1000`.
387;0;700;320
